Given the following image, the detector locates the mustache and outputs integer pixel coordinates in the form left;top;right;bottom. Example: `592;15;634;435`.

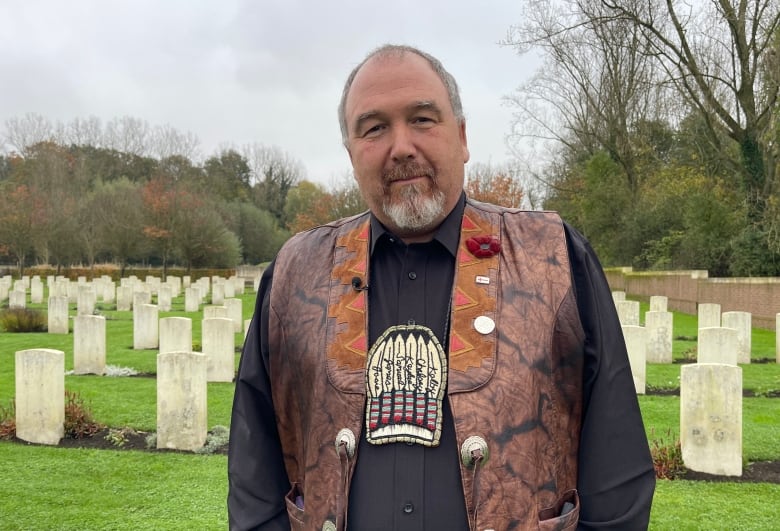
383;162;435;184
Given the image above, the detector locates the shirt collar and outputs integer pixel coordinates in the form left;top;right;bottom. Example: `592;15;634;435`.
369;192;465;257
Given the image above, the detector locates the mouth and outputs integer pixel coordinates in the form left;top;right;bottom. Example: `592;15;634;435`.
384;164;434;187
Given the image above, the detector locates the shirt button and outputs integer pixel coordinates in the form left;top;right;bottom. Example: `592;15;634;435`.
408;271;417;280
403;502;414;514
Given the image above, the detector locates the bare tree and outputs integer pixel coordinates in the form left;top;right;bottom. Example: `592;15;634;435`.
505;0;667;198
242;143;305;225
2;113;57;156
149;123;200;161
66;116;104;148
104;116;150;156
599;0;780;208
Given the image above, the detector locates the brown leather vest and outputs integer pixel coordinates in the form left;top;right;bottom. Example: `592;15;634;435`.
268;200;585;531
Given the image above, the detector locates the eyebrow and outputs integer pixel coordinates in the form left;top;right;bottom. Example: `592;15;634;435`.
352;100;444;135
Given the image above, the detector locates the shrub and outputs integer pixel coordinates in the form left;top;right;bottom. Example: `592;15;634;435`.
195;425;230;454
0;400;15;440
650;428;686;479
0;308;47;332
64;390;105;439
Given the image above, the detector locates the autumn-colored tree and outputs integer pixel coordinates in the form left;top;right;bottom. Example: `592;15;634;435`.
0;184;47;276
142;176;182;279
284;179;367;233
465;165;525;208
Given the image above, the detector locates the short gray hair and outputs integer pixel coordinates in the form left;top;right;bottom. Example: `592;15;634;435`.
337;44;465;146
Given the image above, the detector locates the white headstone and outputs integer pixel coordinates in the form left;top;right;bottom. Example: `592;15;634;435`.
158;284;173;312
645;310;673;363
156;351;207;451
698;303;721;329
202;317;235;382
616;300;640;326
649;295;668;312
30;278;44;304
622;325;646;394
116;285;133;311
133;303;159;350
159;317;192;354
77;284;96;315
204;305;228;320
166;276;181;298
224;278;236;298
698;327;738;365
15;348;64;445
73;314;106;375
611;290;626;303
224;297;243;333
9;290;26;309
680;363;742;476
54;278;69;298
232;275;245;295
721;311;751;364
102;281;116;304
212;282;225;306
133;289;152;308
184;287;199;312
66;281;78;303
47;295;69;334
777;313;780;364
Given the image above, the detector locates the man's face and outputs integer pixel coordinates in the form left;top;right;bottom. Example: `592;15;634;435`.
344;52;469;242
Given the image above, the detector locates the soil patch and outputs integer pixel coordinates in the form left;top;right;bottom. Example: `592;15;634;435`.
679;461;780;484
646;387;780;397
7;431;778;483
10;428;228;455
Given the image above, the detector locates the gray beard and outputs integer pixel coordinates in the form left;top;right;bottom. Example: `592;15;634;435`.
382;184;446;231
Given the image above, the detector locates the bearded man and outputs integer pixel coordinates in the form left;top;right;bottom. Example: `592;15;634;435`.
228;44;655;531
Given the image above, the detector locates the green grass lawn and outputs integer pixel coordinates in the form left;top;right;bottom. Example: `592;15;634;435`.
0;290;778;529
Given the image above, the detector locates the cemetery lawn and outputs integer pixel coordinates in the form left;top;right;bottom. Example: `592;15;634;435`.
0;295;779;529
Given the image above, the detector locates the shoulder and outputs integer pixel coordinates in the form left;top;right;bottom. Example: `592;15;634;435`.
280;211;370;253
465;196;563;223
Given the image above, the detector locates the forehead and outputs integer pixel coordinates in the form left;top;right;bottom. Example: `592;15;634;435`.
344;53;450;120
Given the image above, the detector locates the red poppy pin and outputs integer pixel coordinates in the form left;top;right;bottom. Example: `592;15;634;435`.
466;236;501;258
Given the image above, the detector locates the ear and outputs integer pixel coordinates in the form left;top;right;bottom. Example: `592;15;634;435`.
459;121;470;163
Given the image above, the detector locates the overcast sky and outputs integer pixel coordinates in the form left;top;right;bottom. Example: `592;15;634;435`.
1;0;539;185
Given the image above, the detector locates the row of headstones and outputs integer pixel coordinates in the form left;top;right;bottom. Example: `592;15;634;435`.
614;293;755;366
73;312;248;382
613;292;742;477
15;347;213;451
3;273;247;312
42;277;246;334
132;295;244;350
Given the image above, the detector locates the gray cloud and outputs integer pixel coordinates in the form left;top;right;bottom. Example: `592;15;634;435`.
0;0;534;182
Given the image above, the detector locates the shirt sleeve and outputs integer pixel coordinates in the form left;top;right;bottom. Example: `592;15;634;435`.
227;261;292;531
564;223;656;530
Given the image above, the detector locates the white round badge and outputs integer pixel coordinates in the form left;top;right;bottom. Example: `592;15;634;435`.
474;315;495;335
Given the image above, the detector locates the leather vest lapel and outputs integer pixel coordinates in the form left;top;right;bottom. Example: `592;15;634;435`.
448;203;500;392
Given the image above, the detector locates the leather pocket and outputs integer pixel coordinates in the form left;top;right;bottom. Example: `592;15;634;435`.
284;483;306;531
538;489;579;531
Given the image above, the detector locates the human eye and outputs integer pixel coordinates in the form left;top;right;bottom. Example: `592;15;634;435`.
361;122;386;138
411;114;436;127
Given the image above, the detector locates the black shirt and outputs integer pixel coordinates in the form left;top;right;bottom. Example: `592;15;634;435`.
228;196;655;530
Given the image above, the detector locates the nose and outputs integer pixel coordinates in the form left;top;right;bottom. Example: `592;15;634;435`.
389;125;417;163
